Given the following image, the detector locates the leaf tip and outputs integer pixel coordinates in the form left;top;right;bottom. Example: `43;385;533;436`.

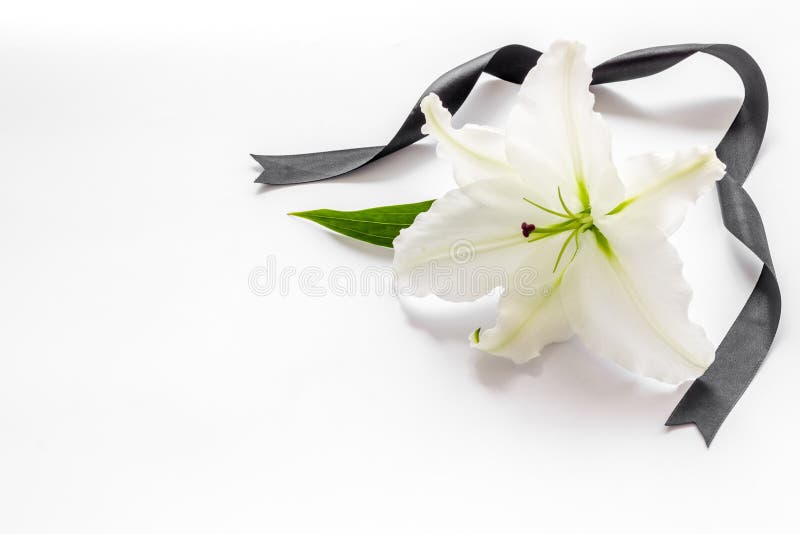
471;327;481;345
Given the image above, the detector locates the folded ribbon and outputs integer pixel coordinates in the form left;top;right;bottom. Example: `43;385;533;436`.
252;43;780;445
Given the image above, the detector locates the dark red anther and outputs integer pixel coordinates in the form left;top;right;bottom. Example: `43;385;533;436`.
521;222;536;238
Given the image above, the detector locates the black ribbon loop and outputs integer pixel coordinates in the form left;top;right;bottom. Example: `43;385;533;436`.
252;45;542;185
252;43;780;445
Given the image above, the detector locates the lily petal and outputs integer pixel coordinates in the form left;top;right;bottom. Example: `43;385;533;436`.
506;41;623;215
472;241;573;363
610;146;726;235
420;93;515;187
393;177;562;302
560;217;715;384
506;40;624;213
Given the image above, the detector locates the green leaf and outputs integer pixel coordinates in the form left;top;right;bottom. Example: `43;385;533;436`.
289;199;435;248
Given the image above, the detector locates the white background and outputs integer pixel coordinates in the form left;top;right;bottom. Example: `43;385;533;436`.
1;1;798;532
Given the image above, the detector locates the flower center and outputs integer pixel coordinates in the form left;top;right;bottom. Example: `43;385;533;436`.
520;187;595;273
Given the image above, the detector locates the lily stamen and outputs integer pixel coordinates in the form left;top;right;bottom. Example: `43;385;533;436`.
557;186;576;218
521;222;536;238
522;197;570;218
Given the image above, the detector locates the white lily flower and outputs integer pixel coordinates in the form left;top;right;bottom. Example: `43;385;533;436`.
393;40;727;384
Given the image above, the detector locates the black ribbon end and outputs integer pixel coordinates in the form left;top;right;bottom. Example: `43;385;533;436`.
251;146;384;185
665;418;715;448
665;379;724;446
251;154;272;184
251;154;267;185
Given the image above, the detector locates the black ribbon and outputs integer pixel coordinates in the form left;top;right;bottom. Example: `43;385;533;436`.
253;43;781;445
